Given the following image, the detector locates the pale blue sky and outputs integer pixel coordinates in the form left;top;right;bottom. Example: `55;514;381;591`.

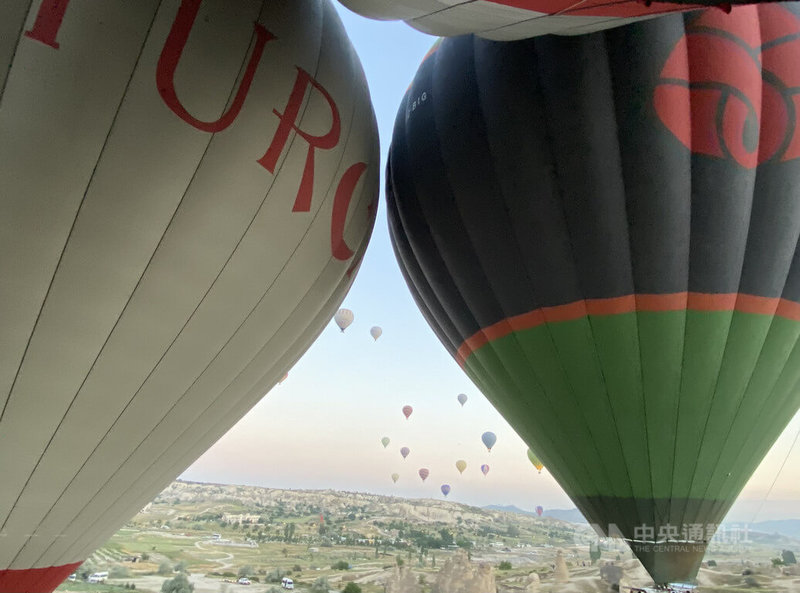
182;3;800;523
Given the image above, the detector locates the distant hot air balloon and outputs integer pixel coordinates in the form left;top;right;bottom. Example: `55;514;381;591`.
480;464;490;476
391;473;400;484
338;0;746;41
536;506;544;517
386;5;800;585
402;405;413;420
457;393;468;406
418;468;430;482
370;326;382;340
334;308;354;332
481;431;497;452
441;484;451;497
527;449;544;474
400;447;410;459
455;460;467;474
0;1;378;591
381;437;390;449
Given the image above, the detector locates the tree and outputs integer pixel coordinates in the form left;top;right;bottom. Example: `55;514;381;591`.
342;584;362;593
238;566;253;578
158;561;173;575
161;573;194;593
110;564;131;579
498;561;512;570
174;561;187;574
310;577;330;593
782;550;797;565
589;541;602;564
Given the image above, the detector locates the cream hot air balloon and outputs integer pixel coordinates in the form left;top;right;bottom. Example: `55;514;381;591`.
370;325;382;340
381;437;390;448
0;1;378;591
391;473;399;484
337;0;761;41
455;460;467;474
334;308;354;332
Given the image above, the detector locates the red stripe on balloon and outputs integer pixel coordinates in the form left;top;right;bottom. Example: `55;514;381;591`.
456;292;800;366
0;561;83;593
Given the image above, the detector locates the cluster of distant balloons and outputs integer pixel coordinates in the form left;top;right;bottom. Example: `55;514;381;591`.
379;397;545;512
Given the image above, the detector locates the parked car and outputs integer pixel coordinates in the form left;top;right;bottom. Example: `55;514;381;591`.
237;577;251;585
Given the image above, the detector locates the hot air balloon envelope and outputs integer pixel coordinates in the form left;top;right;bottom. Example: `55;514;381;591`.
400;447;410;459
370;326;382;340
418;468;430;482
527;449;544;473
480;464;490;476
481;431;497;451
0;1;378;590
441;484;451;496
391;473;400;483
386;4;800;585
402;405;413;419
381;437;390;448
455;459;467;474
457;393;468;406
337;0;742;41
536;506;544;517
334;308;355;332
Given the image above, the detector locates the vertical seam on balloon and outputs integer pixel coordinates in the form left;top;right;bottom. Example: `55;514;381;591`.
465;37;605;515
526;36;630;532
0;0;35;108
18;0;279;566
678;16;765;536
607;35;659;534
44;1;368;564
668;10;694;543
0;0;164;545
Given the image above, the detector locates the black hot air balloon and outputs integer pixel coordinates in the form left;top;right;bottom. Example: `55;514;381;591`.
387;4;800;586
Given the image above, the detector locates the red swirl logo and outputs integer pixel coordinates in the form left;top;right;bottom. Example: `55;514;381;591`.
655;5;800;168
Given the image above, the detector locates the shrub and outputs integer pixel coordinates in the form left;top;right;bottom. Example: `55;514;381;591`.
158;562;173;575
342;583;362;593
110;564;131;579
332;560;350;570
161;573;194;593
310;577;330;593
498;561;512;570
238;565;254;578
